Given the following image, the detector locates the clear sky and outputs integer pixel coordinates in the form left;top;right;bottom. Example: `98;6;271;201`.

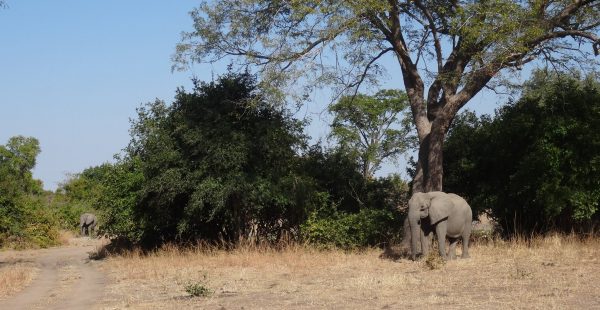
0;1;504;191
0;1;201;190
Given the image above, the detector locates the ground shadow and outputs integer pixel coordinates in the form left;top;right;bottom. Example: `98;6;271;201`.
379;244;411;262
89;237;134;260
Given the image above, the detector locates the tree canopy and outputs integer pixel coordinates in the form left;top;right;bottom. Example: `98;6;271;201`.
0;136;60;248
329;89;414;179
175;0;600;192
79;73;411;248
444;71;600;235
111;73;312;245
0;136;42;200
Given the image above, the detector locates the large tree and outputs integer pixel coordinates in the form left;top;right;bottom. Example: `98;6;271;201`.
175;0;600;192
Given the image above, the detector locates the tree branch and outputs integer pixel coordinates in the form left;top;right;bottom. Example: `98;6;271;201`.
348;48;394;96
412;0;443;72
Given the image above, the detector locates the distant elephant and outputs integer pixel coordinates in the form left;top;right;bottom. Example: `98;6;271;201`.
80;213;97;237
407;192;472;260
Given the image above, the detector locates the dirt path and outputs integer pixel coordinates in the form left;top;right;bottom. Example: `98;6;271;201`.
0;238;106;310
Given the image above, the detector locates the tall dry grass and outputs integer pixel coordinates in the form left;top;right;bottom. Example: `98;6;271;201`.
97;234;600;309
0;263;38;300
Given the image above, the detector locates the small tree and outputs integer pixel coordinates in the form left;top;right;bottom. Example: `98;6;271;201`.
329;89;415;179
0;136;42;196
0;136;59;248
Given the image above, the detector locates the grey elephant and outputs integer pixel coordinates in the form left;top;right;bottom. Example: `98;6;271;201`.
80;213;97;237
407;192;472;260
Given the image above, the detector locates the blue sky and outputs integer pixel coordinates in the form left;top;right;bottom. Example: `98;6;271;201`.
0;1;201;190
0;1;504;191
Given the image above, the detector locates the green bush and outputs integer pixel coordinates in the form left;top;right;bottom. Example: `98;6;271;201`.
301;208;399;249
444;71;600;235
52;202;88;231
184;282;212;297
0;199;61;249
94;73;313;247
22;207;61;248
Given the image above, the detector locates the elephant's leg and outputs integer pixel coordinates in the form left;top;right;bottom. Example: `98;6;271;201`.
435;221;448;260
421;229;432;257
461;227;471;259
448;238;458;260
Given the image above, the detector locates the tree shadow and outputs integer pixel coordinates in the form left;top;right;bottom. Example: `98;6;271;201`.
379;243;411;262
88;237;135;261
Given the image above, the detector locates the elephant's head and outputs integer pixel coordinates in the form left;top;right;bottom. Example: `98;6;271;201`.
407;192;451;260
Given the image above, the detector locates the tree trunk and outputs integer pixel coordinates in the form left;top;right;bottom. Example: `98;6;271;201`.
411;117;450;193
425;123;446;192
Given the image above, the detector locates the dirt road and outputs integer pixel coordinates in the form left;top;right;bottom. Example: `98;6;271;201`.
0;238;106;310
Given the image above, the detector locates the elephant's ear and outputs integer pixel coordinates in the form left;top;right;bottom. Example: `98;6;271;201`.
429;197;452;224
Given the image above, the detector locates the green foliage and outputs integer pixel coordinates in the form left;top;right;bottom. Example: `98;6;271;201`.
96;72;312;247
0;136;61;248
0;136;43;197
299;160;409;249
93;158;143;242
299;145;367;214
175;0;600;99
184;281;212;297
51;200;88;231
53;164;114;232
19;200;61;248
87;75;412;248
176;0;600;196
59;167;106;203
301;208;399;250
329;89;415;178
444;71;600;235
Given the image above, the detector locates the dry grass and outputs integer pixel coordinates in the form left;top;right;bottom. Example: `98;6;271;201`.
97;235;600;309
58;230;76;246
0;262;38;300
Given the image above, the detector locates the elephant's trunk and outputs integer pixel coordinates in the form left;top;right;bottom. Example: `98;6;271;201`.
408;210;421;260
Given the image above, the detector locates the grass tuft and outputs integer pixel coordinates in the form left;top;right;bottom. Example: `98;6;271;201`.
423;252;445;270
184;281;212;297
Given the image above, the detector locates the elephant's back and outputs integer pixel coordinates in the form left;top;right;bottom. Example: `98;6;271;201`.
447;194;472;219
80;213;96;223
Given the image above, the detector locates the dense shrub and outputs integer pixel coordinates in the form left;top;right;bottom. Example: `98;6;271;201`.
301;208;399;249
299;164;409;249
444;72;600;235
91;73;314;247
93;158;143;242
88;73;411;249
0;136;62;248
0;196;61;249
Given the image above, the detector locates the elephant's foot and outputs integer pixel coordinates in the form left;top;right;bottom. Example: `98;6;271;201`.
461;253;470;259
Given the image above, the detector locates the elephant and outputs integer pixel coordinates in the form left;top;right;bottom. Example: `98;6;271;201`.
80;213;97;237
407;192;472;260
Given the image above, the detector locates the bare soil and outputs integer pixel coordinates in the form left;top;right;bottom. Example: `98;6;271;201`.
0;237;107;310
